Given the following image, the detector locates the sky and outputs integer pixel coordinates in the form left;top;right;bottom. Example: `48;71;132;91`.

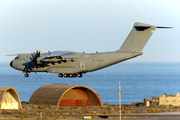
0;0;180;62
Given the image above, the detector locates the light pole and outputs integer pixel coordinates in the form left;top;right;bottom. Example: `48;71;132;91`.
119;82;121;120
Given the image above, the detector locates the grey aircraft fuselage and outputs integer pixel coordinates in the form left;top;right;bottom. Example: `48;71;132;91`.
11;51;142;73
8;22;171;77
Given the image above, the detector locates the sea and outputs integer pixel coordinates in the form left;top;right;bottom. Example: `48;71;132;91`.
1;62;180;105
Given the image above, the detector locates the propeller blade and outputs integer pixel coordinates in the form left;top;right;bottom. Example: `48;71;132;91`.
32;50;41;68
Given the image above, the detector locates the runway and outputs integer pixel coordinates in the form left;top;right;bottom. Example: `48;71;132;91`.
1;111;180;120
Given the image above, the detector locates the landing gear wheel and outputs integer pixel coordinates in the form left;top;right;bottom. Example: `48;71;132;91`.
69;74;73;77
73;74;77;77
64;74;69;77
78;73;82;77
58;73;63;77
24;73;29;77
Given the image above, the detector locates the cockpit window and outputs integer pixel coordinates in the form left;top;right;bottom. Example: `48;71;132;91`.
15;56;19;60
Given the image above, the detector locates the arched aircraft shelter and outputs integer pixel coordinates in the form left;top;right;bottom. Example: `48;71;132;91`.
29;84;102;106
0;87;21;110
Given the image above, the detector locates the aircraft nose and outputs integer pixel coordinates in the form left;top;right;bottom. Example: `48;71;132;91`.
10;61;13;67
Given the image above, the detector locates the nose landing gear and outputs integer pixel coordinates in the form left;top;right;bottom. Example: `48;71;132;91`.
24;73;29;77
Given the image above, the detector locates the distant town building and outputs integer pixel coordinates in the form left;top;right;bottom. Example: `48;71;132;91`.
152;93;180;106
143;98;150;107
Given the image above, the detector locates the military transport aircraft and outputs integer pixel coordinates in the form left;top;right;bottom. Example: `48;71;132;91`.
7;22;171;78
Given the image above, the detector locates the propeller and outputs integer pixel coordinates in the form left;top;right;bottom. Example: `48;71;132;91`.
32;50;41;69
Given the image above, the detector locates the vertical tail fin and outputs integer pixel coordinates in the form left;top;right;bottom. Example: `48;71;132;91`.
118;22;157;52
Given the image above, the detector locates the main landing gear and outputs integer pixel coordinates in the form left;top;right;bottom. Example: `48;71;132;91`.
58;73;63;77
58;73;82;78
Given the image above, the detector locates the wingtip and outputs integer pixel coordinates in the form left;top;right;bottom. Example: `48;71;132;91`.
6;54;18;56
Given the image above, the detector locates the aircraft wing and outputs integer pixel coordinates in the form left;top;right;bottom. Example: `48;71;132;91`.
6;53;31;56
47;51;76;59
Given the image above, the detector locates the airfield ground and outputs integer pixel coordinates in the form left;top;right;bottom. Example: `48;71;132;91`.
0;104;180;119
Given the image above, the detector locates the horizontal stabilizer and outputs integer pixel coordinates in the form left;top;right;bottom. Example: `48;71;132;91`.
157;26;172;28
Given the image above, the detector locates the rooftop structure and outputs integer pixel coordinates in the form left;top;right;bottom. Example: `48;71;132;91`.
152;93;180;106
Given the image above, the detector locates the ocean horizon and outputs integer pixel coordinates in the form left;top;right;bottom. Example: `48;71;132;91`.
1;61;180;105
